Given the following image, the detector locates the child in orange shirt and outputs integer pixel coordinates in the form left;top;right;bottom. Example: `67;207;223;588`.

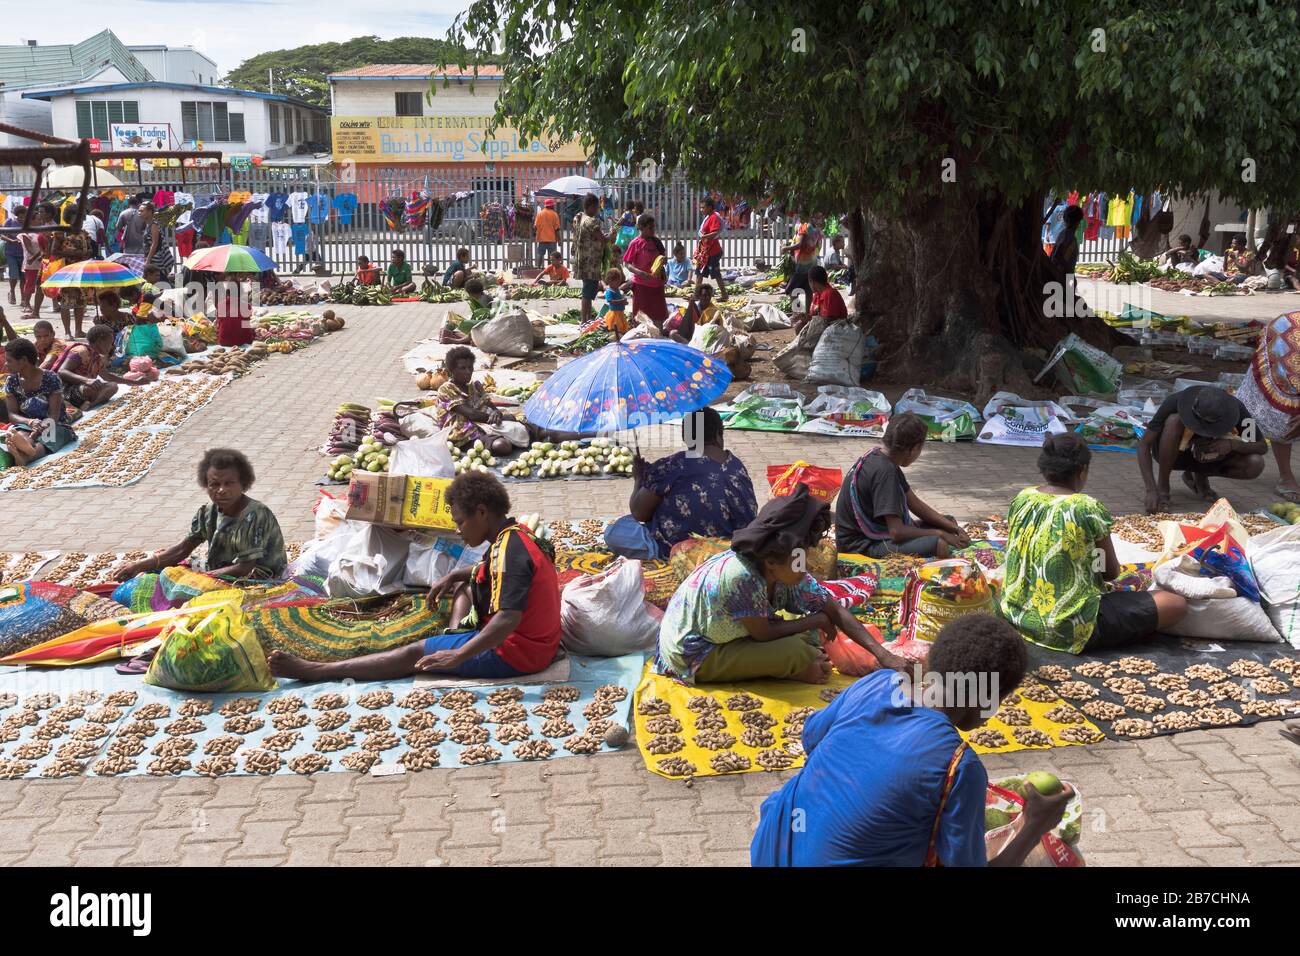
534;251;571;285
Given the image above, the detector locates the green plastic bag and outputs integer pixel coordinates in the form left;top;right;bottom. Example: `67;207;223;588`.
145;600;276;693
920;412;976;442
126;322;164;359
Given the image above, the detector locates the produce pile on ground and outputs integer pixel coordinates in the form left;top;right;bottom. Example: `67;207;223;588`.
326;401;402;479
257;288;330;306
451;440;499;475
325;403;370;456
498;439;634;479
496;381;540;401
418;282;467;304
562;328;613;354
329;282;392;306
961;511;1281;549
1103;250;1251;295
1266;501;1300;525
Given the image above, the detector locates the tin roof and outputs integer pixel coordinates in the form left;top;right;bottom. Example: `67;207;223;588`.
328;64;503;80
0;30;152;89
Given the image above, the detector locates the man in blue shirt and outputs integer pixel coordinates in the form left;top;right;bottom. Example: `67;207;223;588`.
751;613;1071;867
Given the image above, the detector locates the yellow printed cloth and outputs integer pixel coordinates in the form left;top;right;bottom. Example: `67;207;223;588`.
959;682;1104;754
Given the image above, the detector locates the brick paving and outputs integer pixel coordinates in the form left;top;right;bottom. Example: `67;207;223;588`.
0;301;1297;866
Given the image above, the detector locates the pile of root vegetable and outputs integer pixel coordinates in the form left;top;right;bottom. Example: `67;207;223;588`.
167;311;344;377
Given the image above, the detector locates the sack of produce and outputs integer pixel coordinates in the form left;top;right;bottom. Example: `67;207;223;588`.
145;600;276;693
1249;523;1300;648
985;773;1086;867
1037;333;1122;397
894;388;982;426
1154;500;1261;602
471;310;535;357
897;559;991;645
767;461;843;502
561;558;660;656
804;320;866;388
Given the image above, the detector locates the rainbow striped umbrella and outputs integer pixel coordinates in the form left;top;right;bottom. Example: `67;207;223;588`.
182;243;276;274
40;259;143;290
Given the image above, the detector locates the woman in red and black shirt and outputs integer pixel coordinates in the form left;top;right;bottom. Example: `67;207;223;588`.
268;472;563;682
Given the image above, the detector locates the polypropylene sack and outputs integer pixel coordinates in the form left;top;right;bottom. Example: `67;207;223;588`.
1249;524;1300;648
898;560;992;643
1037;333;1122;397
894;389;982;424
389;432;455;478
560;558;659;656
471;310;535;357
804;320;866;388
326;524;412;598
767;461;843;502
144;600;276;692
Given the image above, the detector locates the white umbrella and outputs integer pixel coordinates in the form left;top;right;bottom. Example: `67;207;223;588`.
42;165;126;189
535;175;609;197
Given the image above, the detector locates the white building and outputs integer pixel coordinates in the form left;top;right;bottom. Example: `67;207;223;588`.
126;46;220;87
24;81;328;160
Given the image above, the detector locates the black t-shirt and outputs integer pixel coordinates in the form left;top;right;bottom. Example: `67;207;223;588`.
834;450;911;553
1147;387;1250;441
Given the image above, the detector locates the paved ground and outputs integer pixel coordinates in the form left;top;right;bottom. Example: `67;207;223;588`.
1;301;1297;866
1077;277;1300;324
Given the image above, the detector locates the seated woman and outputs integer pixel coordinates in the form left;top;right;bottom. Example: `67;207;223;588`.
355;255;381;286
666;282;717;345
268;473;562;681
1000;433;1187;654
96;290;133;334
605;407;758;560
834;412;970;558
32;320;65;369
442;247;473;288
4;337;77;465
751;613;1073;866
50;324;146;410
116;448;287;582
655;484;906;684
433;346;529;456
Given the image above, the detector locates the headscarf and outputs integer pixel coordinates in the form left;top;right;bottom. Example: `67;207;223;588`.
731;483;828;559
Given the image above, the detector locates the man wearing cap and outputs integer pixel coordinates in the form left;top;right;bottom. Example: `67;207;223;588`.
1138;385;1267;514
533;198;561;268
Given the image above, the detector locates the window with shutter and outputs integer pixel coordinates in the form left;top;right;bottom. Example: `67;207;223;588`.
197;103;215;141
124;101;139;123
229;112;245;142
76;101;93;139
91;102;109;140
395;92;423;116
181;102;198;141
269;104;280;143
213;103;230;141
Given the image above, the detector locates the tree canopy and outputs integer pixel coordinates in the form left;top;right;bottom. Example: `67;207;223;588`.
224;36;497;107
448;0;1300;217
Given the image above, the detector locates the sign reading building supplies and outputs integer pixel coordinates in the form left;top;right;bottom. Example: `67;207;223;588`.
345;472;457;532
109;123;172;151
331;115;587;164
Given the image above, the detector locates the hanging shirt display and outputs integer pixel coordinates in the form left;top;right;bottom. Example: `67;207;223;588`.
271;221;291;256
306;194;331;224
265;192;290;222
333;192;358;225
287;192;310;224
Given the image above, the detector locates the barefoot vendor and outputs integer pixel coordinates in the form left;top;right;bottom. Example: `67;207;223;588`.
4;337;76;465
1138;384;1266;513
751;614;1072;867
268;472;562;681
655;484;906;685
433;346;529;456
49;324;146;410
116;448;288;581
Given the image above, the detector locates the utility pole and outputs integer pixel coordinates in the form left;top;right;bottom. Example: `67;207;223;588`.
268;68;273;92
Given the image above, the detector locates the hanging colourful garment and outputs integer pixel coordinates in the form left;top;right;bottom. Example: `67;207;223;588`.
1083;193;1103;241
382;196;403;230
405;192;430;229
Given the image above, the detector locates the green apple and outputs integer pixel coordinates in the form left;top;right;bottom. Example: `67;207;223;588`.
985;808;1013;831
1025;770;1063;796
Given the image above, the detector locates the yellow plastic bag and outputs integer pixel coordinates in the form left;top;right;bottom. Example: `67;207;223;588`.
898;559;992;644
145;600;276;693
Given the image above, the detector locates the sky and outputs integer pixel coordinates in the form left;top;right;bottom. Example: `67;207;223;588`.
9;0;471;78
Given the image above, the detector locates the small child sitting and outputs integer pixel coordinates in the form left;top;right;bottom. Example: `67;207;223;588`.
356;255;380;286
534;251;570;286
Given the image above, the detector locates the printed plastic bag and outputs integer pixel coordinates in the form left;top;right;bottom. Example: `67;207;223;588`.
804;320;866;388
894;389;982;424
825;624;884;677
977;411;1068;447
144;600;276;692
313;489;350;539
985;776;1086;867
1249;524;1300;647
898;560;992;643
404;534;487;589
1036;333;1122;397
733;383;805;405
1074;404;1147;449
560;558;659;656
767;461;843;502
1155;500;1261;602
725;397;806;431
804;384;891;421
471;310;534;357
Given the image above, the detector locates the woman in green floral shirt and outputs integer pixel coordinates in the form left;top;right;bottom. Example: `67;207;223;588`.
999;433;1186;653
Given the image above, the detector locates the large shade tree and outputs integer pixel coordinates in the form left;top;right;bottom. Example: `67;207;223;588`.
447;0;1300;398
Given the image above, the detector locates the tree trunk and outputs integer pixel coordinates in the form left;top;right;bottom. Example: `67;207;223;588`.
854;193;1130;408
1260;210;1299;270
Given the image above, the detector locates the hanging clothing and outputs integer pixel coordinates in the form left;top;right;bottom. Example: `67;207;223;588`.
290;222;309;256
307;194;331;225
265;192;290;222
333;193;357;225
271;221;291;256
1083;193;1103;241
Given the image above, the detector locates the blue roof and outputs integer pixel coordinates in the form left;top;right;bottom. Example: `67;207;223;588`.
23;81;325;113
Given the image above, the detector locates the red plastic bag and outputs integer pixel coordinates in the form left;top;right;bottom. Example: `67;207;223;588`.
767;461;843;502
825;624;884;677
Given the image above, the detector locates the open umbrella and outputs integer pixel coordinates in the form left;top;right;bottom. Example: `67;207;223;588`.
523;339;731;434
42;165;126;189
182;243;276;273
108;252;148;275
535;175;609;198
40;259;142;291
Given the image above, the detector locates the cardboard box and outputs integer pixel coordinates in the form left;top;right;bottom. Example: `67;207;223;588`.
401;476;457;532
345;473;407;526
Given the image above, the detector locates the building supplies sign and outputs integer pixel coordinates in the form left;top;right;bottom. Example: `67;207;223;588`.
332;116;586;164
109;123;172;151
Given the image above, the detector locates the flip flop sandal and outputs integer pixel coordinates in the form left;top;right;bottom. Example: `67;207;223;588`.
1274;485;1300;504
114;657;150;676
1181;471;1217;501
1279;727;1300;747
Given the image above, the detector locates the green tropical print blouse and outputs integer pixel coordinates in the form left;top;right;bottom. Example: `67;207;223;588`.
999;488;1113;653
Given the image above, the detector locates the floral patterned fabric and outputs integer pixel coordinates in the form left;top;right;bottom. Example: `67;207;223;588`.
434;379;492;447
655;549;826;682
998;488;1113;653
644;451;758;557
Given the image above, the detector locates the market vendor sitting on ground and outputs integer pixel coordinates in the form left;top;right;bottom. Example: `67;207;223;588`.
533;251;570;286
835;412;971;558
32;320;65;369
1138;384;1266;513
442;247;473;288
50;324;146;410
96;290;134;334
4;337;76;465
751;613;1072;866
1003;433;1187;653
438;278;497;345
1157;233;1200;269
664;282;714;344
385;249;416;295
793;265;848;333
355;255;380;286
605;407;758;560
434;346;529;456
117;448;288;583
666;242;692;286
656;483;907;685
269;472;562;682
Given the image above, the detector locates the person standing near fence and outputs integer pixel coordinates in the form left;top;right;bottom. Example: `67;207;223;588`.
694;196;728;302
534;199;561;268
572;194;607;326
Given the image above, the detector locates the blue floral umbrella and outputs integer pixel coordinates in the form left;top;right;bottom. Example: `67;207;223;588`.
523;340;732;433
